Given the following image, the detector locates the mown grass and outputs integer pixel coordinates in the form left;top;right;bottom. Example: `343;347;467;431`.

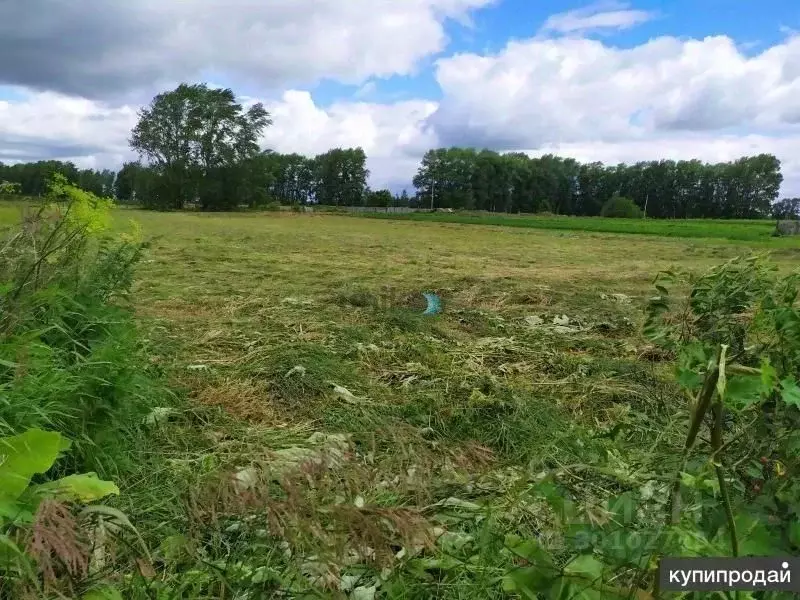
115;212;797;592
357;210;797;243
2;206;798;596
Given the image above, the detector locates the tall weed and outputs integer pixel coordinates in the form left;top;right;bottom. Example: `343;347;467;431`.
0;175;164;472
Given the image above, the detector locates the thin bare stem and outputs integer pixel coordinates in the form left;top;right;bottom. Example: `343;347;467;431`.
711;400;739;557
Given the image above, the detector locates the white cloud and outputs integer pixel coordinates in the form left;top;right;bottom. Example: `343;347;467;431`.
6;25;800;197
0;87;137;165
428;34;800;148
263;91;438;190
540;1;656;36
0;0;496;100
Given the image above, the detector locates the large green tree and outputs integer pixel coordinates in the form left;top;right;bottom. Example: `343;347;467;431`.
312;148;369;206
129;83;271;210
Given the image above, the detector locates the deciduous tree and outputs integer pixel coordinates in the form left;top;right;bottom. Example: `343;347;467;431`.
129;83;271;210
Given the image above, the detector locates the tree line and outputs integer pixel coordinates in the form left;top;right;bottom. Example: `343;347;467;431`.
0;161;116;199
0;83;794;219
413;148;784;219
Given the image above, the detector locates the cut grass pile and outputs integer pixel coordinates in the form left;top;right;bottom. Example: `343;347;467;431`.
356;210;798;243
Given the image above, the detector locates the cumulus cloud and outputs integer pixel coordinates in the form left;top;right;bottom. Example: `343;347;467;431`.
427;34;800;149
540;1;656;36
0;0;495;100
0;88;137;166
263;91;438;190
5;15;800;196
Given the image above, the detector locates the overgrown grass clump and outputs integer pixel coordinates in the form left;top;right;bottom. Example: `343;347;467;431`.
0;177;165;472
0;178;170;598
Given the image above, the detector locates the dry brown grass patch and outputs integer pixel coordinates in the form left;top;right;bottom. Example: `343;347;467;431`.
193;377;289;424
26;500;89;592
137;300;216;321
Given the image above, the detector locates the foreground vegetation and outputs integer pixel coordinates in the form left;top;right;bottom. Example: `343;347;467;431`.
2;203;800;598
0;179;164;598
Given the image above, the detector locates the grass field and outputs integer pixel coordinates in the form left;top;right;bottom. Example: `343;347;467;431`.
359;210;793;243
123;212;798;593
4;205;800;596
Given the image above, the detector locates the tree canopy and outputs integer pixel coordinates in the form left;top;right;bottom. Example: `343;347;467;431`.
412;148;783;219
773;197;800;220
600;195;642;218
0;161;114;198
130;83;271;210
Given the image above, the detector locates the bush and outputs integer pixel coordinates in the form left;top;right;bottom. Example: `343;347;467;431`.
600;195;643;218
0;175;164;471
263;200;281;212
0;176;168;597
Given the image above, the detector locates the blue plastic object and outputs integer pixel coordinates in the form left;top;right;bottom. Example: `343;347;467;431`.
422;292;442;315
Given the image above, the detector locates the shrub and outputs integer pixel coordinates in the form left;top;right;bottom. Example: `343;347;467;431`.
263;200;281;212
600;194;643;218
0;428;124;598
0;175;165;471
0;176;165;596
0;180;21;198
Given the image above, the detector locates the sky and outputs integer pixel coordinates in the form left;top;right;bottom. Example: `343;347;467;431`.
2;0;800;195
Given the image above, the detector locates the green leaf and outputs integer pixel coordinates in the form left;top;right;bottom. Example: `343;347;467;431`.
564;554;604;581
725;375;762;409
159;533;191;563
0;497;34;524
502;567;554;599
676;367;703;390
760;358;778;396
780;378;800;408
789;521;800;548
0;533;37;581
549;576;610;600
735;514;780;556
437;531;473;555
607;492;637;526
533;480;576;523
0;429;64;502
35;473;119;502
505;534;555;568
412;555;464;571
82;585;123;600
745;461;764;479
